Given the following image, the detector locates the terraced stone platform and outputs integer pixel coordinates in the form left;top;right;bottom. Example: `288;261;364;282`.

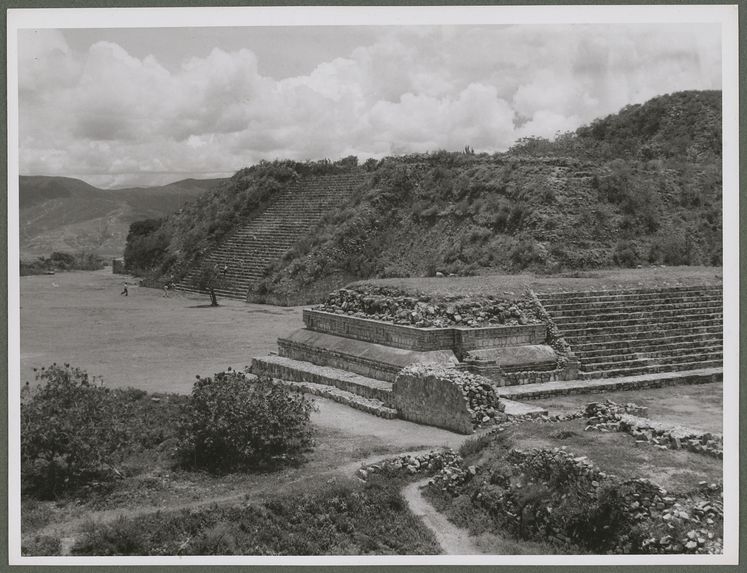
536;285;722;380
494;367;723;400
176;172;364;300
251;283;723;427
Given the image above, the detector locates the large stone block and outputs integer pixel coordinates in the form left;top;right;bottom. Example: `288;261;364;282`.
392;365;502;434
392;367;473;434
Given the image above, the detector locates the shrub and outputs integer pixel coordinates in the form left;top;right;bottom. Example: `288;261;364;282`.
21;534;61;556
178;371;315;471
21;365;129;498
20;251;105;276
612;240;640;267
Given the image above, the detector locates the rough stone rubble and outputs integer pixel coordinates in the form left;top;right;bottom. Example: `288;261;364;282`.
317;285;541;328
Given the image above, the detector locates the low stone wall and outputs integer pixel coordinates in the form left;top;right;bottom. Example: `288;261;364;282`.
279;337;403;382
583;400;723;458
428;442;723;554
303;309;454;350
303;309;546;353
392;365;504;434
454;324;546;354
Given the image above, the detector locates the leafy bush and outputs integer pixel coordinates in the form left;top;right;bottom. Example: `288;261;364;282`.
178;371;315;471
21;365;129;498
612;240;640;268
21;365;187;499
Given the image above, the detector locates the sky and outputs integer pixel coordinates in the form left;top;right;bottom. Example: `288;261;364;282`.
18;23;721;188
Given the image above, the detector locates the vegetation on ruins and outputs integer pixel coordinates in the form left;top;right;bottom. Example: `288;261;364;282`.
20;251;105;276
177;370;315;471
123;157;360;282
124;90;721;301
317;284;540;328
424;420;723;555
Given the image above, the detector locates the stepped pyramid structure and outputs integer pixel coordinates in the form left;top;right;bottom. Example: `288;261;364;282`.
536;285;723;379
177;173;364;300
251;284;723;429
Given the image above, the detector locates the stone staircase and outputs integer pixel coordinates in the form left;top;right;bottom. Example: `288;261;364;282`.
176;172;364;300
536;285;723;380
250;284;723;423
252;354;399;418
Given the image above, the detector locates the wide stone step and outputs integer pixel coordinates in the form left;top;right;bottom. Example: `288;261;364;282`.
581;349;723;372
250;355;394;403
495;367;723;400
560;316;722;339
565;324;722;345
578;359;723;379
556;313;723;333
544;296;722;316
276;330;456;383
578;341;723;362
266;378;398;419
552;305;723;326
537;285;721;304
570;331;722;353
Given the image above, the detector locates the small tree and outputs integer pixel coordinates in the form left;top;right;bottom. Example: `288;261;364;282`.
196;263;227;306
178;370;315;471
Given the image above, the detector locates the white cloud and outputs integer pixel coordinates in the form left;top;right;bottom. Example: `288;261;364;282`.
18;24;721;188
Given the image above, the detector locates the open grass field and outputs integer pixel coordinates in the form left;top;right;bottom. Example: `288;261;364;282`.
530;383;723;434
502;419;721;493
20;269;304;393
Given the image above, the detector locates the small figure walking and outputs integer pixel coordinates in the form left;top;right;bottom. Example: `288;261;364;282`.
120;283;128;296
162;283;170;297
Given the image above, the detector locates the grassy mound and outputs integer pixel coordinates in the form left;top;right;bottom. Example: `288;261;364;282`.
126;90;722;302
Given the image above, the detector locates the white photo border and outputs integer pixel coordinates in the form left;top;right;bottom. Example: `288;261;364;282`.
6;4;740;567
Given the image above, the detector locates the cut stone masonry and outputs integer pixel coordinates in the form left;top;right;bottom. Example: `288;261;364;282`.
537;285;722;379
252;283;722;429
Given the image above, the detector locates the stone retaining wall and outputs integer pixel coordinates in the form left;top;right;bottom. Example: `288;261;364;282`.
303;309;546;353
454;324;545;354
278;337;402;382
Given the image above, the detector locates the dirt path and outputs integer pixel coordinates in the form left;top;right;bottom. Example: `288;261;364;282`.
402;478;482;555
37;447;440;554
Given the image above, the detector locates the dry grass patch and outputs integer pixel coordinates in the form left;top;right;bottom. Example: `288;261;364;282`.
503;419;721;494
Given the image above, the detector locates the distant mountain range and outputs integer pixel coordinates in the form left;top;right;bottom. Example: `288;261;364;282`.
18;176;226;258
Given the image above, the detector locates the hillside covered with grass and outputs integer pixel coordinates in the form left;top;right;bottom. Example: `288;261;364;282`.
20;176;223;258
125;90;722;301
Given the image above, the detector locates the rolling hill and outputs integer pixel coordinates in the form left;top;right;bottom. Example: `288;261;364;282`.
19;176;225;258
123;90;722;303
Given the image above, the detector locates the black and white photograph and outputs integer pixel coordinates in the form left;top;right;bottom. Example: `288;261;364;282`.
7;5;739;566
